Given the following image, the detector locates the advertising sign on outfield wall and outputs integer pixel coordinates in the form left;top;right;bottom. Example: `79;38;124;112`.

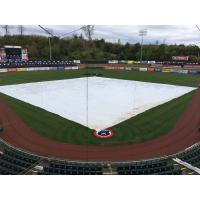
141;61;149;65
133;61;141;64
118;60;127;64
147;67;155;72
57;66;65;70
125;67;132;70
148;61;156;64
51;67;58;70
162;69;172;73
155;68;162;72
17;68;27;72
131;67;140;71
139;67;147;71
38;67;50;71
71;66;78;70
78;66;86;70
127;60;134;64
8;68;17;72
27;67;37;71
0;68;7;73
188;70;199;75
65;67;72;70
73;60;81;64
108;60;118;64
173;70;188;74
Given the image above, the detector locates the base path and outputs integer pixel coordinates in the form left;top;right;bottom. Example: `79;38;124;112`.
0;89;200;161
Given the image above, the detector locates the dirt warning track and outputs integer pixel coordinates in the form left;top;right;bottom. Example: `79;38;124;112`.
0;89;200;161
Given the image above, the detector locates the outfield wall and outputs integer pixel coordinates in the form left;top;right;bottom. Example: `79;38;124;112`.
0;65;84;73
104;66;200;75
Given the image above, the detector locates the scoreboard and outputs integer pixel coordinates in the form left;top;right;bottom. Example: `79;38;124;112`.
2;45;28;62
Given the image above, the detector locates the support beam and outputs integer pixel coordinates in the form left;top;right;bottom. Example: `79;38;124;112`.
173;158;200;174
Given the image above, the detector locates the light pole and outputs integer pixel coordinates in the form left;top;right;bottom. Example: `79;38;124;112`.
48;37;52;60
139;29;147;62
38;25;54;60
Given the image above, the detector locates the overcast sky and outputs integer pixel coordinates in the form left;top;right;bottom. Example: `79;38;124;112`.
1;25;200;45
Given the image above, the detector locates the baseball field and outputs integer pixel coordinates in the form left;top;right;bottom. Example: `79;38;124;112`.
0;68;198;147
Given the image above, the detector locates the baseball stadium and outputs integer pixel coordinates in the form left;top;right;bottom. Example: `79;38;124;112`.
0;26;200;175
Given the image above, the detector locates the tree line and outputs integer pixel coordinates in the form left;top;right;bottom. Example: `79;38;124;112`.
0;35;199;62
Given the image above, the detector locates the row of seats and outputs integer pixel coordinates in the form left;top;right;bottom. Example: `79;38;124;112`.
1;140;200;175
116;159;180;175
39;160;103;175
0;60;76;67
0;144;41;175
40;167;102;175
178;146;200;168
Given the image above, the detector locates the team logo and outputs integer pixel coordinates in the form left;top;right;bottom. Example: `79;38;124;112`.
93;129;113;138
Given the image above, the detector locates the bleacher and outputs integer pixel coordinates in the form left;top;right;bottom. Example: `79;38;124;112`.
39;160;103;175
0;60;76;68
0;143;41;175
1;139;200;175
177;145;200;168
116;159;182;175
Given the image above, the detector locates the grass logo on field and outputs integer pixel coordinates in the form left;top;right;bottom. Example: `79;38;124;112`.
93;129;113;138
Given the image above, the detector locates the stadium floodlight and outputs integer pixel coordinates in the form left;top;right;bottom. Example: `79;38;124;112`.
139;29;147;62
38;25;56;60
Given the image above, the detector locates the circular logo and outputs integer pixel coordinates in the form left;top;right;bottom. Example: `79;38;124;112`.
93;129;113;138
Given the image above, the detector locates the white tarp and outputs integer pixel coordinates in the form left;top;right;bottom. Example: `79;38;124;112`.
0;77;196;130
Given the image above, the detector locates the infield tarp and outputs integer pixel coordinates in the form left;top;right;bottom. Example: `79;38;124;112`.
0;77;195;130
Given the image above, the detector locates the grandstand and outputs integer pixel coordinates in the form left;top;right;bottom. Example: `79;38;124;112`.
0;139;200;175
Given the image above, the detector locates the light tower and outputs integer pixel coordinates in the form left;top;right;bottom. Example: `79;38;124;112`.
38;25;55;60
139;29;147;62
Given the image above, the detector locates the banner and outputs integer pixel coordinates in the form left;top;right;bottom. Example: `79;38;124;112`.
38;67;50;71
27;67;37;71
125;67;132;70
65;67;72;70
139;67;147;71
147;67;155;72
118;60;127;64
155;68;161;72
78;66;86;70
172;56;189;61
133;61;140;64
141;61;148;64
71;66;78;70
57;66;65;70
17;68;27;72
108;60;118;64
127;60;134;64
188;70;199;75
0;68;7;73
148;61;156;64
162;69;172;73
131;67;139;71
73;60;81;64
8;68;17;72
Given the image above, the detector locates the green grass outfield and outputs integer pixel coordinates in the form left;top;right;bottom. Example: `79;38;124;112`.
0;68;199;87
0;68;197;146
